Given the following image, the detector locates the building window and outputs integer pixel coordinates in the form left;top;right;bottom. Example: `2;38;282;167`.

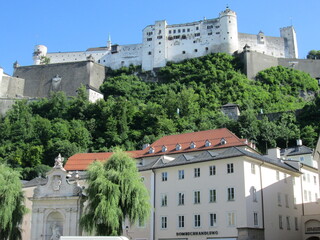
285;194;289;208
169;30;172;34
173;30;176;34
294;197;297;209
178;29;181;33
284;173;287;183
227;212;235;226
304;190;308;202
209;165;216;176
194;191;201;204
194;168;200;178
196;26;199;30
286;216;291;230
178;170;184;180
252;187;257;202
278;192;282;206
147;38;152;41
162;172;168;181
194;214;201;227
276;171;280;180
176;143;182;150
194;49;198;52
178;215;184;228
161;216;167;229
209;213;217;227
148;51;152;55
209;189;216;203
187;28;190;32
161;194;167;207
227;188;234;201
294;217;298;230
227;163;234;173
279;215;283;229
314;176;317;185
254;212;258;226
182;51;186;54
178;192;185;206
251;163;256;174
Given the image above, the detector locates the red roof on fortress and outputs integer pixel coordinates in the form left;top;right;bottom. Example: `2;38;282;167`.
64;128;249;171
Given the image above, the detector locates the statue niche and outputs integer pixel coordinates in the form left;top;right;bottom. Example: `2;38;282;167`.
51;75;62;91
46;211;63;240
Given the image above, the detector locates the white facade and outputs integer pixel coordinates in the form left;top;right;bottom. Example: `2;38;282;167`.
32;8;298;71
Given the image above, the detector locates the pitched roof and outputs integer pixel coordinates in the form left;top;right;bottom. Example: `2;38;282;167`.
138;147;300;173
64;128;249;171
281;145;313;157
64;151;143;171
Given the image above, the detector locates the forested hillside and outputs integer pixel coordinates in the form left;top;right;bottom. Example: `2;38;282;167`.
0;53;319;179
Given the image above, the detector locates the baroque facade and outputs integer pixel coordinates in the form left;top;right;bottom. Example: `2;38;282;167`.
32;7;298;71
23;128;320;240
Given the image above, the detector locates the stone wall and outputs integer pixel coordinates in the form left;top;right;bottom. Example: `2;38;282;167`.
0;76;25;97
13;60;105;98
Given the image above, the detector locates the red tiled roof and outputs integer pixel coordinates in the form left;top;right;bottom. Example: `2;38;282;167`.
64;128;248;171
64;151;143;171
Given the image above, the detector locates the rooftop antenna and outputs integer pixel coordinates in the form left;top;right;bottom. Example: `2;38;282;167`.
290;16;293;26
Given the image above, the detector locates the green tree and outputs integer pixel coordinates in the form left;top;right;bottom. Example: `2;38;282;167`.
0;164;28;240
81;149;150;235
307;50;320;59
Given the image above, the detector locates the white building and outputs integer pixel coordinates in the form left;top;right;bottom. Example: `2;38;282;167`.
23;128;320;240
32;7;298;71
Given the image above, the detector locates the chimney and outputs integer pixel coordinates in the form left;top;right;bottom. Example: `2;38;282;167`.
296;139;302;146
267;147;281;159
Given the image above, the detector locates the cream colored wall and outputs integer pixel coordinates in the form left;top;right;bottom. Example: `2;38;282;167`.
150;157;247;240
260;165;302;240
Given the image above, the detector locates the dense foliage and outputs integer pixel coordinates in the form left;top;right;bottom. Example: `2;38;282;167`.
0;53;319;178
307;50;320;59
81;149;150;235
0;164;28;240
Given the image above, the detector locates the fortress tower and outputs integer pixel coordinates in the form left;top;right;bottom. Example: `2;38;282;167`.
33;45;48;65
219;7;239;54
280;26;298;58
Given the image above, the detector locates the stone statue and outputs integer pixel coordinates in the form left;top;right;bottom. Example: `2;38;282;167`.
54;154;64;169
52;175;62;191
51;75;62;91
50;222;61;240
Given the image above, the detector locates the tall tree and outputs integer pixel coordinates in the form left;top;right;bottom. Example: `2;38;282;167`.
81;149;150;235
0;164;28;240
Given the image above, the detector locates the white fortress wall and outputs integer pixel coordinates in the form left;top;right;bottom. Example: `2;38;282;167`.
101;43;143;69
238;33;285;58
47;50;107;64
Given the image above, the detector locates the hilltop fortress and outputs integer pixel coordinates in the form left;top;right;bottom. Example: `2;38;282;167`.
33;7;298;71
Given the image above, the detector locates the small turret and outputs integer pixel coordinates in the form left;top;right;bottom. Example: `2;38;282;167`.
107;34;112;51
280;26;298;58
33;45;48;65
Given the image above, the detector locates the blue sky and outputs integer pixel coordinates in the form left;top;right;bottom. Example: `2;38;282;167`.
1;0;319;75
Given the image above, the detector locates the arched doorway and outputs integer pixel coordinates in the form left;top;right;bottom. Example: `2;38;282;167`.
46;211;64;240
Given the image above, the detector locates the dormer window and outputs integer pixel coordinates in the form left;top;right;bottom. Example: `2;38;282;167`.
162;145;167;152
205;140;211;147
176;144;182;151
220;138;227;145
149;147;155;154
190;141;196;149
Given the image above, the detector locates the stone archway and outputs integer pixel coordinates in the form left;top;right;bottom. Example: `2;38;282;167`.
46;211;64;240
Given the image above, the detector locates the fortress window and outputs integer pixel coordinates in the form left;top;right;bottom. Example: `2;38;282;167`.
196;26;199;30
148;52;152;55
157;36;163;39
205;47;209;51
183;29;185;32
147;38;152;41
194;49;198;52
174;35;180;39
103;60;106;62
159;42;161;45
178;29;181;33
195;33;200;37
187;28;190;32
182;51;186;54
216;32;220;34
181;35;186;39
168;36;173;40
227;32;229;34
173;30;176;34
208;32;212;36
169;30;172;34
216;25;220;28
159;30;162;34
